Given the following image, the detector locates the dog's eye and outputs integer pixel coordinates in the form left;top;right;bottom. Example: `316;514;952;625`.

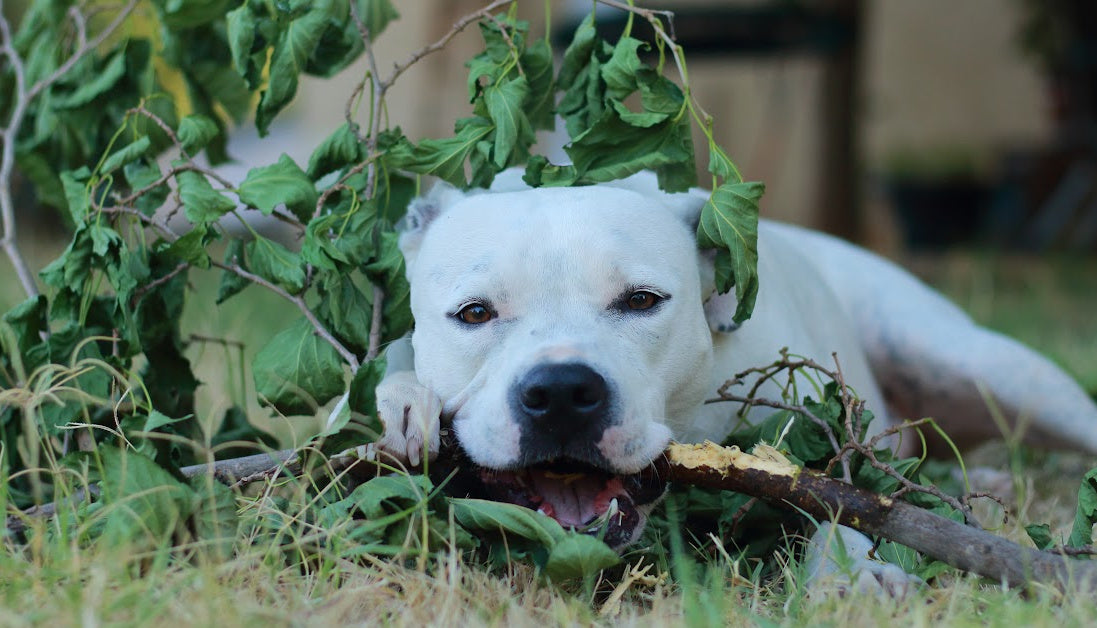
626;290;661;311
455;302;494;324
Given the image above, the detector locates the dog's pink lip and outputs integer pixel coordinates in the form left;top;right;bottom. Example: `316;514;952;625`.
470;458;666;547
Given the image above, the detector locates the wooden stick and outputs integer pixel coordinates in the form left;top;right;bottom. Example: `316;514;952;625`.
657;441;1097;591
8;439;1096;593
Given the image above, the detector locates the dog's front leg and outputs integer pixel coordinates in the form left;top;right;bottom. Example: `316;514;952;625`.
373;337;442;467
802;522;922;598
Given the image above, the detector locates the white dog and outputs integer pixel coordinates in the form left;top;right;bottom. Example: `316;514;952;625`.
371;170;1097;589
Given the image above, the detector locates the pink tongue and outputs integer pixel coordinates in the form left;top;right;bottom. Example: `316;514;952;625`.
529;473;626;527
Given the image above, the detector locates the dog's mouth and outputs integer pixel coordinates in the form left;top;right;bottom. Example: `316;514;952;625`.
439;456;667;548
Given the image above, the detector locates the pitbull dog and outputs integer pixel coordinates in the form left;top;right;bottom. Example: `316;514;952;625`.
371;169;1097;585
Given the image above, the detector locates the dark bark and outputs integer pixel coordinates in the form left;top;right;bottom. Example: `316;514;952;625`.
656;441;1097;591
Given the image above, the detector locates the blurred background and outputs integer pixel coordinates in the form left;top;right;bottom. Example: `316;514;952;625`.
3;0;1096;444
240;0;1097;393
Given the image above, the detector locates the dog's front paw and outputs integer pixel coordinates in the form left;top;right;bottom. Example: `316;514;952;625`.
373;371;442;467
803;523;922;599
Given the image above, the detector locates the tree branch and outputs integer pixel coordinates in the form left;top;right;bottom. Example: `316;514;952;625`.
657;441;1097;592
0;0;140;300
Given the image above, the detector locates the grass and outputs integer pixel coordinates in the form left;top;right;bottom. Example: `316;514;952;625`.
3;239;1097;625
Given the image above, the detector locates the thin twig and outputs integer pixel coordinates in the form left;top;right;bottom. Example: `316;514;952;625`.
379;0;515;92
365;285;385;361
188;333;245;349
129;262;188;307
0;1;140;299
209;261;360;371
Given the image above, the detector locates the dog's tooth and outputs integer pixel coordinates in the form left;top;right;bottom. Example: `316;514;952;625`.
537;507;547;516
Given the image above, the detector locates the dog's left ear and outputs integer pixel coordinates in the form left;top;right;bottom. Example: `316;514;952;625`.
645;185;745;334
397;182;467;277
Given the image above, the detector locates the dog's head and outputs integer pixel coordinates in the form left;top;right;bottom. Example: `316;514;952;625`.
399;172;718;546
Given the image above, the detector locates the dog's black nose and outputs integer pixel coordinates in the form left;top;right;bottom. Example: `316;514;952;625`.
515;363;609;428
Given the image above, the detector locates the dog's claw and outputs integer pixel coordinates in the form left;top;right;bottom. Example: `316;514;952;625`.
374;371;442;467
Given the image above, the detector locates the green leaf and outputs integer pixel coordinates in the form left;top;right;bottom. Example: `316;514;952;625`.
348;356;386;418
151;0;233;28
59;167;91;223
696;181;764;323
238;154;318;221
302;205;376;271
558;14;597;91
177;169;236;224
388;117;494;187
601;37;645;100
226;2;260;85
724;410;835;466
1025;523;1055;550
308;122;363;178
1068;468;1097;547
96;446;194;546
210;405;279;459
100;136;152;174
245;237;305;294
164;224;213;268
521;38;556;130
484;76;532;168
256;0;346;135
450;498;566;547
124;160;169;216
357;0;399;38
253;317;346;416
317;274;374;351
188;475;238;560
216;239;249;304
1;295;47;359
544;533;620;580
564;110;693;189
54;49;127;109
178;114;220;154
364;230;412;342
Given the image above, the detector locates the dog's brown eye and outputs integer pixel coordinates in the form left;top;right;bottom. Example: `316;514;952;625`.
627;290;660;311
456;303;494;324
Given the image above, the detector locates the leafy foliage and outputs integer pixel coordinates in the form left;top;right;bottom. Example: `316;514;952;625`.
0;0;921;586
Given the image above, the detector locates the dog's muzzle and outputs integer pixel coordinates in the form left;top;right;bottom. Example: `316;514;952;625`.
435;361;667;548
511;362;612;467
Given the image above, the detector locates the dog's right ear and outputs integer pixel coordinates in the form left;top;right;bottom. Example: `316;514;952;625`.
397;182;466;276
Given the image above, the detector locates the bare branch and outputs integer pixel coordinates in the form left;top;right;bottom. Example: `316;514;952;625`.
380;0;516;92
365;285;385;361
657;441;1097;592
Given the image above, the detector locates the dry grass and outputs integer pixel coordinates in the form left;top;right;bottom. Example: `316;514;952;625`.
3;243;1097;625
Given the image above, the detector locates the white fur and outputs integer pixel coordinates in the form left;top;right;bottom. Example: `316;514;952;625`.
369;170;1097;593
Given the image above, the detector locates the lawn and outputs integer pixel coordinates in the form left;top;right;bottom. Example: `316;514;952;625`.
3;238;1096;625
